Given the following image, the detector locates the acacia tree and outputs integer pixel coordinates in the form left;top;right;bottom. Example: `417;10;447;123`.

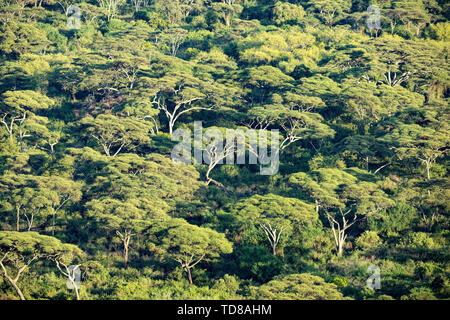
0;231;82;300
245;106;334;154
49;241;84;300
119;96;160;134
379;123;449;181
146;73;227;135
0;174;49;232
289;168;394;256
212;0;243;27
82;152;203;267
250;273;347;300
39;177;83;235
196;126;249;187
80;114;150;157
97;0;124;21
0;173;82;233
146;218;232;284
231;194;317;255
335;135;392;172
159;28;187;57
154;0;203;24
85;198;164;268
399;178;450;231
309;0;351;26
277;110;335;152
0;90;55;152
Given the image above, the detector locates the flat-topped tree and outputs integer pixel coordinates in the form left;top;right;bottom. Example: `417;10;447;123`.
140;60;232;135
118;92;161;135
154;0;203;24
276;109;335;152
0;231;82;300
86;198;165;268
229;193;318;255
85;152;203;206
244;95;334;155
80;152;203;267
1;90;55;152
79;114;150;157
378;121;449;181
339;83;383;135
362;37;448;100
0;173;50;232
398;178;450;231
146;218;232;284
96;0;124;21
61;150;203;206
338;82;426;135
159;28;187;57
0;53;51;92
51;246;84;300
272;1;305;26
0;21;48;56
387;0;431;36
289;168;394;256
212;0;243;27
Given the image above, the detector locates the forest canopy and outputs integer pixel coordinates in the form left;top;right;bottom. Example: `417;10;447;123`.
0;0;448;300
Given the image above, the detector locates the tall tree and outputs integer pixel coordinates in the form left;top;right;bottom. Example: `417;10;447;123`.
0;231;82;300
289;168;394;256
146;218;232;284
230;194;318;255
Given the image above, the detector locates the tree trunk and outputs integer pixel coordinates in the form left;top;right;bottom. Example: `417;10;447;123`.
185;267;193;284
7;277;25;300
16;206;20;232
337;240;344;257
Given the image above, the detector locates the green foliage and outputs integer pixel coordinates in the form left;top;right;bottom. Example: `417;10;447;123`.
0;0;448;301
250;273;349;300
355;231;382;250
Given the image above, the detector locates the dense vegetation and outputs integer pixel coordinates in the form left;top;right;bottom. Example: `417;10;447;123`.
0;0;449;300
